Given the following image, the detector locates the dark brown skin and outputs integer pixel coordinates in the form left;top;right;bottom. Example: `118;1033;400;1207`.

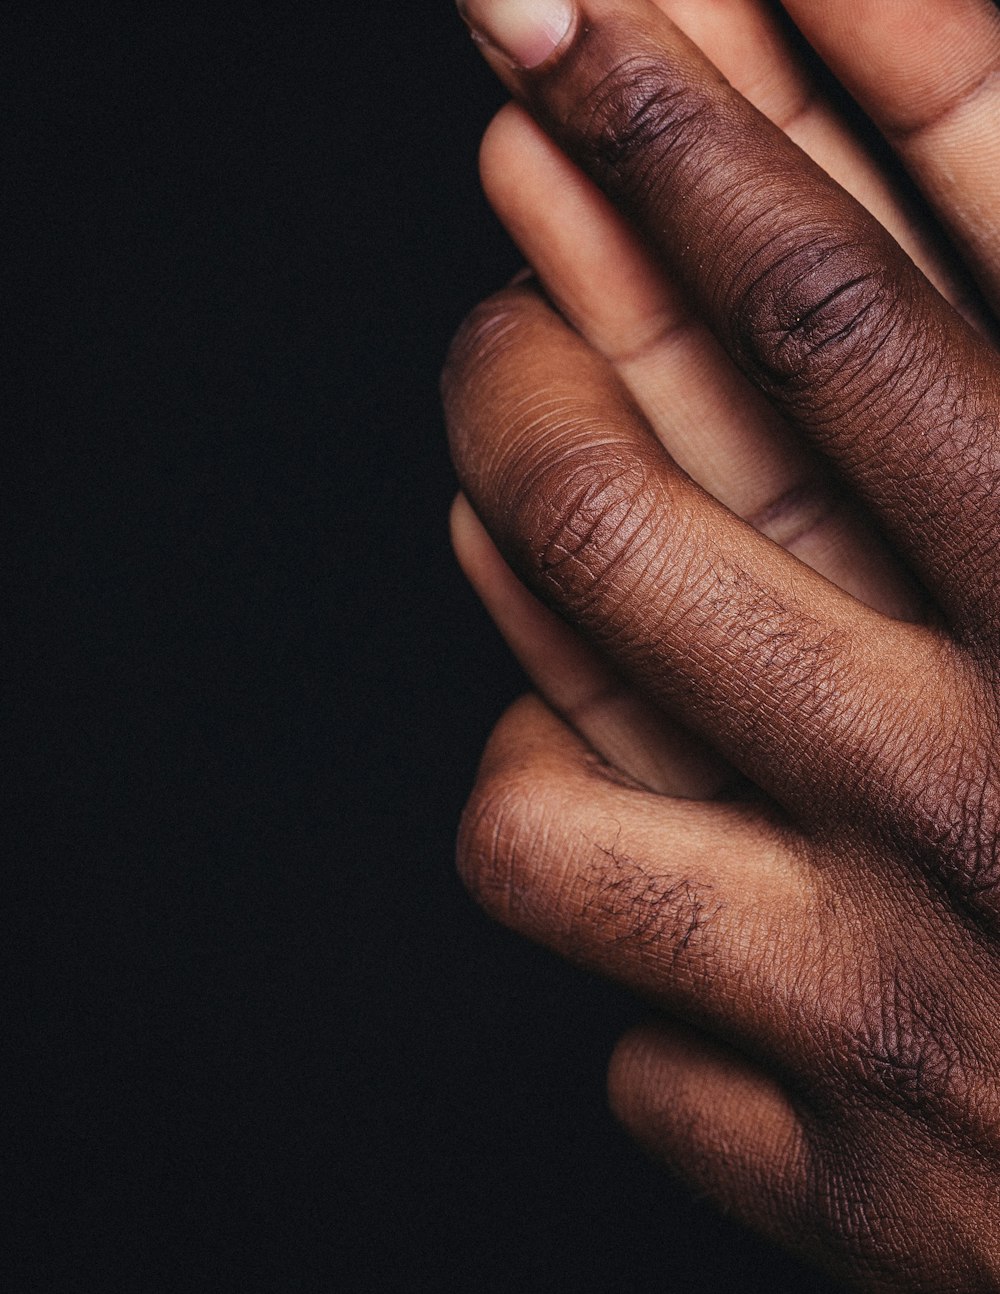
444;0;1000;1287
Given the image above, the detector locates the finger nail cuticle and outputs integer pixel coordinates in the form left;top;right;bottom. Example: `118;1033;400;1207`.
458;0;576;71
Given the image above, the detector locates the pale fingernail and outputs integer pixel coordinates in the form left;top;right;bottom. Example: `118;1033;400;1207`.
458;0;576;71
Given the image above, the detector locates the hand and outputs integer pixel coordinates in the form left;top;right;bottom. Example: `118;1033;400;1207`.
444;0;1000;1288
451;0;994;799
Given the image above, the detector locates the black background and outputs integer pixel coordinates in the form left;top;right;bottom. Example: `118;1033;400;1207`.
9;4;837;1289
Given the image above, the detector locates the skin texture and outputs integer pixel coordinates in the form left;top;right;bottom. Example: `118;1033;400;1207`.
454;0;997;799
445;0;1000;1288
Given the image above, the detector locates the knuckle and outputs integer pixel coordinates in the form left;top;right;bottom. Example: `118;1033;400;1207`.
806;1152;910;1283
908;778;1000;926
456;761;557;925
516;446;664;616
728;231;901;402
442;290;528;399
885;677;1000;930
830;957;975;1129
809;1135;1000;1284
565;52;714;208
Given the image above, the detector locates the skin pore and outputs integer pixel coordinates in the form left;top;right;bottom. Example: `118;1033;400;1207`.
444;0;1000;1289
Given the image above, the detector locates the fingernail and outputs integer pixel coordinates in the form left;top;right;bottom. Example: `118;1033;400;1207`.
458;0;576;71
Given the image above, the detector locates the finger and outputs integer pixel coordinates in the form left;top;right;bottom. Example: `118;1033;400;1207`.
462;693;825;1055
451;492;731;797
608;1020;810;1252
444;282;954;827
779;0;1000;312
480;106;922;621
643;0;981;314
458;0;1000;640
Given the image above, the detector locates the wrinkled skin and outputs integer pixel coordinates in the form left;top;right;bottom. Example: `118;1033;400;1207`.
445;0;1000;1288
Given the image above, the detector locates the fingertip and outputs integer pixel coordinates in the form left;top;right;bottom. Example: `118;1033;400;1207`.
450;491;506;593
607;1017;809;1241
607;1021;664;1130
479;101;526;179
449;491;480;564
459;0;578;74
479;99;593;243
479;100;547;204
608;1018;704;1131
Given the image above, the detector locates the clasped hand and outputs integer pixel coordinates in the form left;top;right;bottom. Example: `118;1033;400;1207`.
444;0;1000;1287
